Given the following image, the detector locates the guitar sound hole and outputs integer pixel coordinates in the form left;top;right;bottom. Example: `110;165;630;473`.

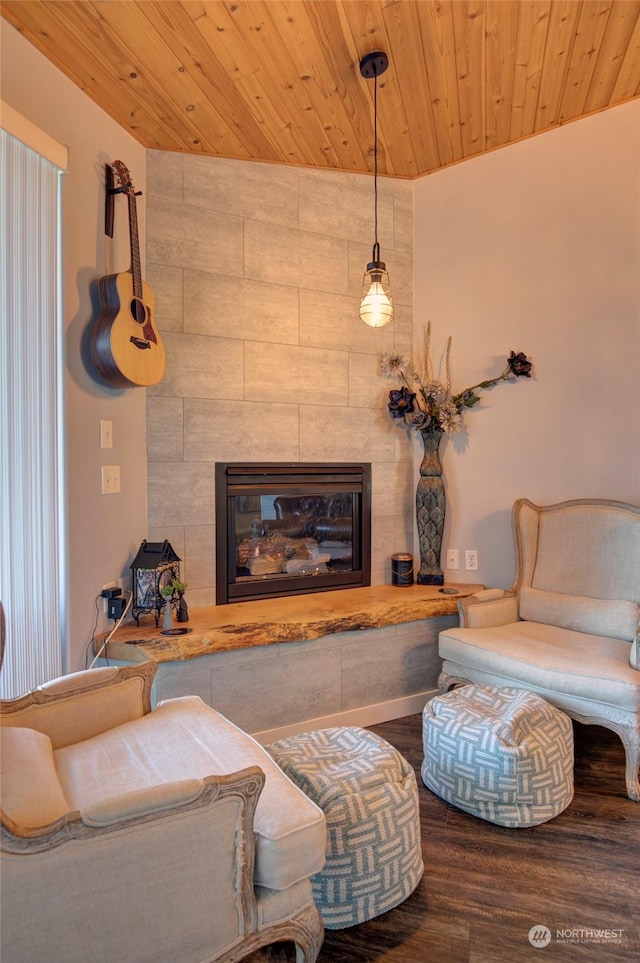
130;298;147;325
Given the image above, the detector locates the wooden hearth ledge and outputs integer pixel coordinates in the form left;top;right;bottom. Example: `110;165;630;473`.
97;583;482;664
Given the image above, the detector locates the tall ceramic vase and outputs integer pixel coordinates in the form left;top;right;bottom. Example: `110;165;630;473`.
416;429;445;585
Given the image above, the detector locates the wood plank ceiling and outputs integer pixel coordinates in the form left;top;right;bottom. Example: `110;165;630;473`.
3;0;640;178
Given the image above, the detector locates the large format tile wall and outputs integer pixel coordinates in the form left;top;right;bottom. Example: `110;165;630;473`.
145;150;415;608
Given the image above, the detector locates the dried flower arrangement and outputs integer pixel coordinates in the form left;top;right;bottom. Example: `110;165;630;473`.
381;322;533;435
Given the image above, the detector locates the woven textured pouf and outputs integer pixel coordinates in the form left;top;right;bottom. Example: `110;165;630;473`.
267;726;424;929
422;685;574;827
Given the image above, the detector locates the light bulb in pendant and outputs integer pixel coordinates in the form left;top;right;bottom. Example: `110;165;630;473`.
360;259;393;328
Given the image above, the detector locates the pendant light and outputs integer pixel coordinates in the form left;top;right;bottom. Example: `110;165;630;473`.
359;51;393;328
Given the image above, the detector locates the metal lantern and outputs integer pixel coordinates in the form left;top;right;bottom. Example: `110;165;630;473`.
130;540;181;626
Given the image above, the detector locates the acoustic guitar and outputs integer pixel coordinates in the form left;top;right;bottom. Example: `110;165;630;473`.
91;160;165;388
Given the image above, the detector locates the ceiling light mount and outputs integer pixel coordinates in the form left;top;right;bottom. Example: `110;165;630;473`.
358;50;393;328
359;51;389;81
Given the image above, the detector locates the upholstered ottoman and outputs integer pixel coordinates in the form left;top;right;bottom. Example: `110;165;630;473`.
267;726;424;929
422;685;574;827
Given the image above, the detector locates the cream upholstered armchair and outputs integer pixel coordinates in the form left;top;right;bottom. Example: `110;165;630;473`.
438;498;640;801
1;662;326;962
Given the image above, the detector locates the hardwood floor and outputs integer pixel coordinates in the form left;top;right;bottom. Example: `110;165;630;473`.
255;715;639;963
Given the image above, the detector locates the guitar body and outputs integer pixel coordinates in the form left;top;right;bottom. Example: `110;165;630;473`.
91;272;165;388
91;160;165;388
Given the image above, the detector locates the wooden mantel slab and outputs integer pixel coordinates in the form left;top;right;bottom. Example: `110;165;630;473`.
98;583;482;664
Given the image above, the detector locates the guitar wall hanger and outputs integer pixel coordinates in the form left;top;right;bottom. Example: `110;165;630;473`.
105;163;142;237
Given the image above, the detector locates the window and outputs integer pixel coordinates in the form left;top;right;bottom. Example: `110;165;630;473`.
0;106;67;698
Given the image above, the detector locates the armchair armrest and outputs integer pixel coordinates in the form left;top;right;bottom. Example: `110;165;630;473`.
0;662;156;749
457;589;520;629
79;766;264;829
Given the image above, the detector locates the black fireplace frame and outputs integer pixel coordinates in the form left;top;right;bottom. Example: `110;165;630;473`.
215;463;372;605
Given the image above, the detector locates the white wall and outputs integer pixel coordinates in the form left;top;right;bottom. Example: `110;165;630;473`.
1;22;148;672
414;101;640;589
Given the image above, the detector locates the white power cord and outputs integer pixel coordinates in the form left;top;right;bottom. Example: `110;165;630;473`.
89;590;133;669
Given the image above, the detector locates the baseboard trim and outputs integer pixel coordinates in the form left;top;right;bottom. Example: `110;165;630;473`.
251;689;438;745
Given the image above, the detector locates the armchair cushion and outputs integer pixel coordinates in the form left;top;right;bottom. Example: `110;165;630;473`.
54;695;326;891
439;621;640;712
1;727;71;833
519;587;639;641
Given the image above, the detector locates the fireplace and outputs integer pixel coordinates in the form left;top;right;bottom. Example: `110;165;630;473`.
215;463;371;604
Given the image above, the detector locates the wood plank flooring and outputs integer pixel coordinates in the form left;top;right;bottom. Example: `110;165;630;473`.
253;716;639;963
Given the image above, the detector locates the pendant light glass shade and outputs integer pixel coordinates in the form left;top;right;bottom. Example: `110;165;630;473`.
359;50;393;328
360;247;393;328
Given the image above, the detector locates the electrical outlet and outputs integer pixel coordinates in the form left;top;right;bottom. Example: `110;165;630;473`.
102;581;119;612
446;549;459;570
101;465;121;494
465;549;479;571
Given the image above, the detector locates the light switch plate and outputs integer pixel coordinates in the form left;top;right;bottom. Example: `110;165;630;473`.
100;420;113;449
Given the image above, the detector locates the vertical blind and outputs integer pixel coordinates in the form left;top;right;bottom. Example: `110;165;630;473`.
0;126;66;698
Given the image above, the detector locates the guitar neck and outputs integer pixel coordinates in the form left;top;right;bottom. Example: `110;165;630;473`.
128;191;143;300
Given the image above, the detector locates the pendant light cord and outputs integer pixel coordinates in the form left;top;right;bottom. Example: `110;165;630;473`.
373;69;379;260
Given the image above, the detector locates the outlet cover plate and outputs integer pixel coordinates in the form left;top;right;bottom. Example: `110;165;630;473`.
101;465;121;494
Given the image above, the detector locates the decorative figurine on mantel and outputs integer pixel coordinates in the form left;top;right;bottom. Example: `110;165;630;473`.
174;581;189;623
382;323;533;586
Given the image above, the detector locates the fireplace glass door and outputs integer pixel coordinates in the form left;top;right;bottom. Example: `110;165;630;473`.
215;464;371;604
